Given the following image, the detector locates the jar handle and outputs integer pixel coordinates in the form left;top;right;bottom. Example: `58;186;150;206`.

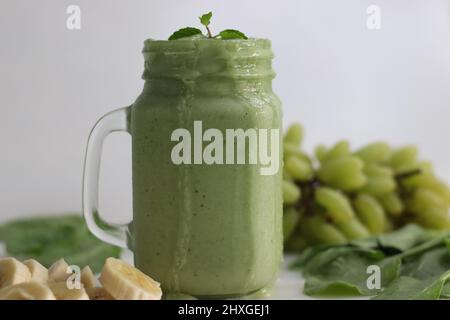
82;107;131;249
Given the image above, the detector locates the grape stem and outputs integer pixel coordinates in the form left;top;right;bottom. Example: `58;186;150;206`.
395;168;422;180
296;178;321;215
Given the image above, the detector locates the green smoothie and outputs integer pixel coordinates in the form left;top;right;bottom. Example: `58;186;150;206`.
130;38;282;297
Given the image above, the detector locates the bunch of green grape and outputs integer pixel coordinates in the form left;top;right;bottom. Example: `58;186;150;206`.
282;123;450;252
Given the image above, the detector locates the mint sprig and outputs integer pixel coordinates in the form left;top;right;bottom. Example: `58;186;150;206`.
168;12;248;40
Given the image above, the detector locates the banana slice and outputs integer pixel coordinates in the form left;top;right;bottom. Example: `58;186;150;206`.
48;282;89;300
86;287;114;300
48;259;71;282
81;266;96;288
23;259;48;283
99;258;162;300
0;257;31;289
0;282;56;300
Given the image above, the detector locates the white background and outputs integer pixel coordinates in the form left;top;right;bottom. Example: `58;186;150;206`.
0;0;449;223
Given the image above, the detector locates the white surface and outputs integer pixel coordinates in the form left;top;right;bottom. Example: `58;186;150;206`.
1;0;450;223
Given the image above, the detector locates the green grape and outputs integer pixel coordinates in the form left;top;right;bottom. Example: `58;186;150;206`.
317;156;367;191
361;176;396;196
402;172;450;205
336;218;370;240
409;188;447;212
315;144;328;162
388;146;418;172
353;194;387;234
285;233;308;252
284;143;312;164
283;207;300;241
364;163;393;177
354;142;391;163
419;161;434;172
300;215;347;245
408;188;449;230
283;180;301;204
384;216;395;232
283;167;293;180
378;193;404;216
322;140;350;162
284;123;303;146
413;207;449;230
285;156;314;181
315;187;355;223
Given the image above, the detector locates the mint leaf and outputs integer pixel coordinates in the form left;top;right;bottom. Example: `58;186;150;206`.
168;27;202;40
218;29;248;40
199;12;212;27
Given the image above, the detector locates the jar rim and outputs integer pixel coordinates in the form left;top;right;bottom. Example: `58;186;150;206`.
143;38;272;53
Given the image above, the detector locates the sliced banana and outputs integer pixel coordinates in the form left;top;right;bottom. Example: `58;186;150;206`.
0;281;56;300
0;257;31;289
99;258;162;300
81;266;96;288
48;258;71;282
23;259;48;283
48;282;89;300
86;287;114;300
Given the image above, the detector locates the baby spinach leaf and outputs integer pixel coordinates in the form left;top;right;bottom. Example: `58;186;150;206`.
289;244;334;270
378;224;433;252
292;225;450;299
396;232;450;260
445;238;450;251
0;214;121;273
374;272;450;300
349;236;378;250
301;247;400;296
401;247;450;280
442;282;450;298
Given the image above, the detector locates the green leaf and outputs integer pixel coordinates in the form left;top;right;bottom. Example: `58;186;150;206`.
301;247;400;296
168;27;202;40
401;247;450;280
442;282;450;298
349;236;379;250
378;224;433;252
445;237;450;251
291;224;434;270
217;29;248;40
0;214;121;273
289;244;335;270
373;272;450;300
291;225;450;299
396;232;450;260
199;12;212;27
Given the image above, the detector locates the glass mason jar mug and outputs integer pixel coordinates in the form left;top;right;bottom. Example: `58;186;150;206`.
83;38;283;298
